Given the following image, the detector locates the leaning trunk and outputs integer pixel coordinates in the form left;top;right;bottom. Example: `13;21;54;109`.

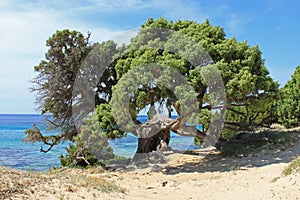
132;115;202;161
133;129;170;161
136;129;170;153
132;115;175;161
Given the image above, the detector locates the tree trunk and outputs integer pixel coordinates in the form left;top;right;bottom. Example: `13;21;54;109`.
136;129;170;153
132;115;176;161
132;114;208;161
133;129;170;161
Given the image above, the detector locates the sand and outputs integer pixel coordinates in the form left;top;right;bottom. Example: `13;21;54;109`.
1;135;299;200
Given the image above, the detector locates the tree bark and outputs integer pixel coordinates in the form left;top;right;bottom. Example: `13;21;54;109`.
133;129;170;161
132;115;178;160
136;129;170;154
132;115;208;160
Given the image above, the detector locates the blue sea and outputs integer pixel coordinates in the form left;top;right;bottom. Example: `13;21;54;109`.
0;114;200;171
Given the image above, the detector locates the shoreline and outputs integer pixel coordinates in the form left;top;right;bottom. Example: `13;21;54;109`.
1;128;299;199
1;138;299;200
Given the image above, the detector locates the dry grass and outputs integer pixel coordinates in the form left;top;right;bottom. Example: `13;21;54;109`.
282;156;300;176
0;167;48;199
0;166;125;200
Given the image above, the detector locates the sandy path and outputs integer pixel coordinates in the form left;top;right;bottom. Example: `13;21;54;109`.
1;160;299;200
99;162;298;200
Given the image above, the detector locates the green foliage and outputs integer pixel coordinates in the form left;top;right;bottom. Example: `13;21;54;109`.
33;29;90;131
95;104;125;139
215;43;279;138
79;113;115;160
27;29;91;153
198;109;212;131
59;142;98;168
60;111;121;167
29;18;281;165
117;18;278;138
277;66;300;128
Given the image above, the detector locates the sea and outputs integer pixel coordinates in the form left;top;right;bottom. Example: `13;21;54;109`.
0;114;200;171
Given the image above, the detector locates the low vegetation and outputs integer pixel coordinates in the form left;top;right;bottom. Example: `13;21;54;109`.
0;167;125;200
282;157;300;176
219;128;300;157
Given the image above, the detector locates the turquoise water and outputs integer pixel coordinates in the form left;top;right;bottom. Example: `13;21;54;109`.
0;114;200;171
0;114;68;171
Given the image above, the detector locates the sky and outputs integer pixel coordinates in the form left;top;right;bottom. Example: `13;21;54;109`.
0;0;299;114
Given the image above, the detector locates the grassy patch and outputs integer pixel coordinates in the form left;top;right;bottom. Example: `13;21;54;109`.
282;157;300;176
56;167;126;193
78;175;125;193
98;182;126;193
102;155;129;165
0;166;125;199
47;167;126;193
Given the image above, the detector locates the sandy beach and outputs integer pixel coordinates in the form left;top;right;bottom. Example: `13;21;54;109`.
1;135;299;200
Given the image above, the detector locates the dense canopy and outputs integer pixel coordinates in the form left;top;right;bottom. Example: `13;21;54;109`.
25;18;279;165
277;66;300;128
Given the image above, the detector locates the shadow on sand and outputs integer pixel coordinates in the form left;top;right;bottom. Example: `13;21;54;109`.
106;130;300;175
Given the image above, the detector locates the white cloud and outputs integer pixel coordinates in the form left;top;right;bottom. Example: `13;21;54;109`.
114;29;139;45
0;0;242;113
264;0;285;13
89;0;144;9
226;14;242;35
0;0;17;10
0;10;55;55
0;0;212;114
0;2;127;113
86;0;208;22
223;13;255;37
150;0;207;21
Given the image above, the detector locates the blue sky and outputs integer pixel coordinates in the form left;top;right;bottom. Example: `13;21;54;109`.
0;0;299;114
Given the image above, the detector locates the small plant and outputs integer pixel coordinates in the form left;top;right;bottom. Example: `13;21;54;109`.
271;176;280;183
282;157;300;176
98;182;126;193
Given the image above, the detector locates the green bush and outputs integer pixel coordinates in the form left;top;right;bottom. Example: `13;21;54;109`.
60;110;119;168
277;66;300;128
